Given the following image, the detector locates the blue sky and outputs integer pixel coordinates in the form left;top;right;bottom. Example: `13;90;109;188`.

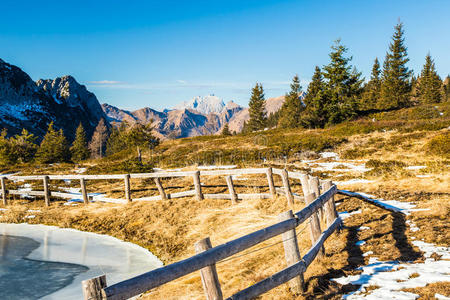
1;0;449;111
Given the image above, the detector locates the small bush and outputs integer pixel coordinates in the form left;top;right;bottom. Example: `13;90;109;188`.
366;159;407;177
341;148;376;159
425;132;450;158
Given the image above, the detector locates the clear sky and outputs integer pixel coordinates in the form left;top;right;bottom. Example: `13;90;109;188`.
1;0;449;111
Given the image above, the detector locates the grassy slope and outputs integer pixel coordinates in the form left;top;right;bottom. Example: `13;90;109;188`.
1;103;449;299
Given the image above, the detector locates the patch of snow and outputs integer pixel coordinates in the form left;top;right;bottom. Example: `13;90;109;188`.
356;241;366;246
27;209;41;213
363;251;373;257
435;294;450;300
359;226;370;231
339;209;362;220
25;215;36;219
349;192;430;215
310;162;370;173
335;179;374;186
0;208;8;212
197;165;237;170
416;174;432;178
412;241;450;260
405;166;426;170
320;151;340;159
73;168;87;174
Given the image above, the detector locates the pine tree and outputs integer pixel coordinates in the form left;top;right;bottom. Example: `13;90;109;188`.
379;22;412;109
0;129;16;165
361;58;381;110
322;39;363;125
89;118;108;158
36;122;70;163
221;123;232;136
416;54;443;103
278;75;303;128
10;129;38;163
70;123;90;161
247;83;267;131
106;124;127;155
302;66;328;128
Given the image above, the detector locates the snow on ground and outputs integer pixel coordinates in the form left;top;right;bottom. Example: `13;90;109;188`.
73;168;87;174
320;151;340;159
310;161;370;173
416;174;432;178
335;179;374;186
333;199;450;299
339;209;362;220
405;166;426;170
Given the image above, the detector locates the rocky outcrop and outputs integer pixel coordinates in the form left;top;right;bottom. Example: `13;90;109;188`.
0;58;107;141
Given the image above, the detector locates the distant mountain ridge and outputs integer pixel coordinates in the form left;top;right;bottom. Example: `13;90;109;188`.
0;58;107;140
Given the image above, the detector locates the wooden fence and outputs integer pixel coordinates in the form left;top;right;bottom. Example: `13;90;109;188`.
0;168;310;206
78;173;342;300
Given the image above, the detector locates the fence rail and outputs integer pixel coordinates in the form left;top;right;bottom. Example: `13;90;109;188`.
0;168;309;206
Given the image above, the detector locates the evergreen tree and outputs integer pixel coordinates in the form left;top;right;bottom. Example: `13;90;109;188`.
278;75;303;128
0;129;16;165
247;83;267;132
10;129;38;163
126;123;160;150
36;122;70;163
302;66;328;128
361;58;381;110
379;22;412;109
89;118;108;158
70;123;90;161
221;123;232;136
416;54;443;103
322;39;363;124
106;124;127;155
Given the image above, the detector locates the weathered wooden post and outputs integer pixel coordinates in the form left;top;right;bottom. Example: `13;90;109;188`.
278;210;304;294
193;171;204;200
1;177;7;206
154;177;167;200
305;193;324;258
124;174;132;202
43;176;50;207
195;237;223;300
82;274;107;300
299;174;310;197
281;169;294;206
308;177;323;219
80;178;89;204
225;175;238;204
266;167;276;198
322;180;339;231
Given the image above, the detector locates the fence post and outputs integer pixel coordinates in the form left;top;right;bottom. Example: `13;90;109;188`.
308;177;323;220
80;178;89;204
225;175;238;204
266;167;276;198
124;174;132;202
193;171;204;200
1;177;7;206
281;169;294;206
322;180;340;232
195;237;223;300
82;274;107;300
154;177;167;200
299;174;310;197
43;176;50;207
278;210;305;294
305;193;324;258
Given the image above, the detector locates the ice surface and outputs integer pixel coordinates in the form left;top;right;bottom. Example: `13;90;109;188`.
0;223;162;299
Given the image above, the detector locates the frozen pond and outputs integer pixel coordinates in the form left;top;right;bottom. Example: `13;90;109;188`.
0;223;163;299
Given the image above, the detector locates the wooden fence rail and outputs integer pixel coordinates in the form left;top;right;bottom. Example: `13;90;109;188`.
81;182;339;300
0;168;307;206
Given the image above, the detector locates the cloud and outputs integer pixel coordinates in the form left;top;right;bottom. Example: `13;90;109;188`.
89;80;122;85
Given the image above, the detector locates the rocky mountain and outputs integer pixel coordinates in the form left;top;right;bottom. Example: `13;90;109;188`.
0;59;107;141
101;93;297;139
174;94;226;114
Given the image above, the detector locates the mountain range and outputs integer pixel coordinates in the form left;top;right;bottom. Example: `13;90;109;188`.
0;58;292;140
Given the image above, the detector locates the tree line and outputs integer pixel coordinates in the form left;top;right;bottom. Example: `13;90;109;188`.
242;22;449;132
0;119;160;166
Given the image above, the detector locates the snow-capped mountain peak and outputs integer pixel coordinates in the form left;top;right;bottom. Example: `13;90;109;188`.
174;94;226;114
